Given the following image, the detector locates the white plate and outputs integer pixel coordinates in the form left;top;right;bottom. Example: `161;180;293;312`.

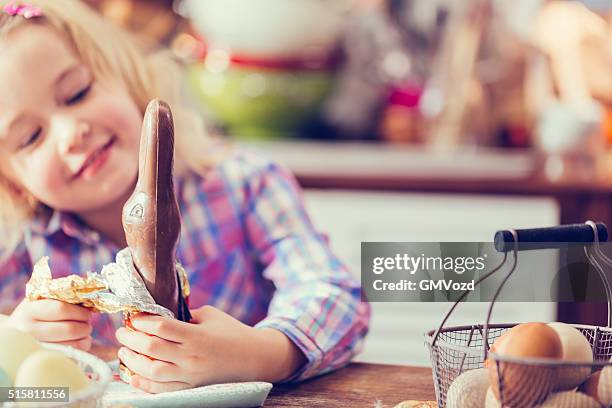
102;361;272;408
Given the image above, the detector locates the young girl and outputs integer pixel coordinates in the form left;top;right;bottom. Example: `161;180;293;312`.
0;0;370;393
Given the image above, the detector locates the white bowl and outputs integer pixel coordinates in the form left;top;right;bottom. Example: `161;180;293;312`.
180;0;355;59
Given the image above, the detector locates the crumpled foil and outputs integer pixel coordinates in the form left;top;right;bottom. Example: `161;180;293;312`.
25;247;189;319
119;361;136;384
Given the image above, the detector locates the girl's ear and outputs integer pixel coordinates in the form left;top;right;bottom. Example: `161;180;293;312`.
23;189;39;211
0;176;38;211
0;175;22;196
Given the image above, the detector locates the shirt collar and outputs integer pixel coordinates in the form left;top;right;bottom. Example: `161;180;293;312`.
27;172;189;247
30;206;101;246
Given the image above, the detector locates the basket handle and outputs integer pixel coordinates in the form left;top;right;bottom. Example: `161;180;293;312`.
486;221;611;356
494;223;608;252
431;222;610;358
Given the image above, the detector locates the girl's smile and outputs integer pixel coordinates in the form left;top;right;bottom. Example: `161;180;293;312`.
71;135;117;181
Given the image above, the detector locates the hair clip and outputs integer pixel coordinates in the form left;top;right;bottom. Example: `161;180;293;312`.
3;1;42;19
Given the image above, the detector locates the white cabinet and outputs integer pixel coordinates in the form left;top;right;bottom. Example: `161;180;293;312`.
303;190;559;366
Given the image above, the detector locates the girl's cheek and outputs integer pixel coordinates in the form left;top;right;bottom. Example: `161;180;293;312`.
21;151;64;196
94;90;141;143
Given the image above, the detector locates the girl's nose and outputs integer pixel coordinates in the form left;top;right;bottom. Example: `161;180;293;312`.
57;120;91;155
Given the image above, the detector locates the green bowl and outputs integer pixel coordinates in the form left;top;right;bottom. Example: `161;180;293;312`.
187;63;335;139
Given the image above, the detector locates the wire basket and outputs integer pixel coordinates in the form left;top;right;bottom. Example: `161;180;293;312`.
424;221;612;407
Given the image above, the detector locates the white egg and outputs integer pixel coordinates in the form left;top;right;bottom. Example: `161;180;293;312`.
0;327;41;383
446;368;490;408
547;322;593;390
485;387;500;408
15;350;89;393
579;366;612;406
537;391;600;407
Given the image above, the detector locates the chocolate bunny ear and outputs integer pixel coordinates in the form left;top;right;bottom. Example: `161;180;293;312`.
137;99;175;201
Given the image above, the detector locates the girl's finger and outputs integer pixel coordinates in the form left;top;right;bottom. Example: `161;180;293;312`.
29;321;92;342
118;347;184;383
130;374;190;394
115;327;179;362
129;314;191;343
51;336;93;351
26;299;91;322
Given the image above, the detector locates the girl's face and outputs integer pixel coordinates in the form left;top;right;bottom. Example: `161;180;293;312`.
0;24;141;214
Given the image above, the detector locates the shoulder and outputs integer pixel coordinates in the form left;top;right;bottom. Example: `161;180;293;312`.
217;148;291;184
181;146;295;193
176;146;302;217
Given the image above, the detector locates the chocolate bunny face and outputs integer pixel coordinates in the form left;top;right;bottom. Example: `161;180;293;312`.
122;100;181;316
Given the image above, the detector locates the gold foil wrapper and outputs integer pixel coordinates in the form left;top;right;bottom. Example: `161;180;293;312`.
393;401;438;408
26;257;108;310
26;248;191;384
119;362;135;384
177;263;190;298
25;247;188;318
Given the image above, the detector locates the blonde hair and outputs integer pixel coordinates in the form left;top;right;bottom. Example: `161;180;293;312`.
0;0;215;259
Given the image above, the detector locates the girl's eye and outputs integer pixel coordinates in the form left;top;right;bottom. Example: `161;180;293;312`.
19;127;42;150
66;84;91;105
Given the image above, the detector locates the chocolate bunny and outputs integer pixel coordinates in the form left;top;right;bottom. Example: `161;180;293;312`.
121;99;189;320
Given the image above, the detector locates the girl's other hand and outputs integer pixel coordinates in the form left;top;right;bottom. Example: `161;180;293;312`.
6;298;93;351
115;306;306;393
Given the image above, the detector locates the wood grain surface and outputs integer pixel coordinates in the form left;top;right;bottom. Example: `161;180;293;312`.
265;363;436;407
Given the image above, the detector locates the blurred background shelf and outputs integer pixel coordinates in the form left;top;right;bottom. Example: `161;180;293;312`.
241;139;612;200
240;140;537;180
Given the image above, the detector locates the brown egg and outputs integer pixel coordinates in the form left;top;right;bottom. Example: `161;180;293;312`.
487;323;562;407
579;366;612;406
485;330;512;369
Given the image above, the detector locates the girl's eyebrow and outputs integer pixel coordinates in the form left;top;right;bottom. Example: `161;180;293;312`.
54;64;80;88
55;64;81;85
0;112;24;140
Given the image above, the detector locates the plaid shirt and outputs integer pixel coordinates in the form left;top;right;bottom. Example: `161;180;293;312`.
0;149;370;382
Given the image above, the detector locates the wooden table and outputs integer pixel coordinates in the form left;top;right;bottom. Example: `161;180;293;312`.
91;347;437;407
265;363;435;407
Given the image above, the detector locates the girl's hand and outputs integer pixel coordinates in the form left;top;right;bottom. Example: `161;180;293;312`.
6;298;93;350
115;306;306;393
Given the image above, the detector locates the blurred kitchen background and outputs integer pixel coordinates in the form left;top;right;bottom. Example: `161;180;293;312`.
85;0;612;366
